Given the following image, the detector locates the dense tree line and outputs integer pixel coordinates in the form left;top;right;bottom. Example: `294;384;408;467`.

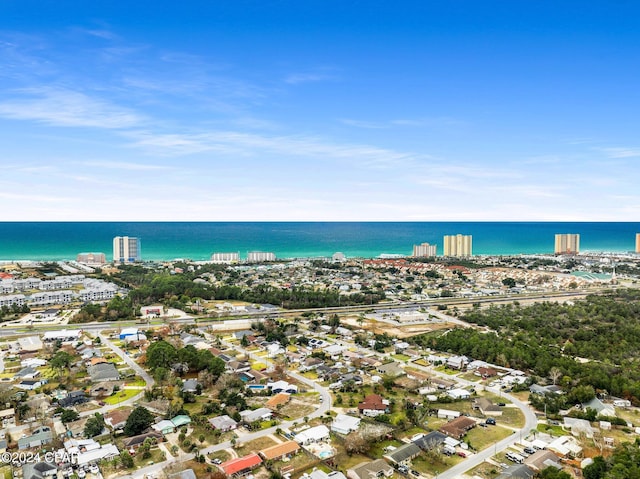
114;266;385;311
410;290;640;404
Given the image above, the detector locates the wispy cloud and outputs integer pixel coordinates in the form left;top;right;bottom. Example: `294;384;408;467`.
340;117;464;129
79;160;172;171
0;87;143;128
284;72;337;85
339;119;386;129
125;129;420;169
599;147;640;158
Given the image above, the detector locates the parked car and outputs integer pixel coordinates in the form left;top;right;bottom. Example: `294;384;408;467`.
410;470;420;477
457;451;467;458
486;418;496;425
524;447;536;455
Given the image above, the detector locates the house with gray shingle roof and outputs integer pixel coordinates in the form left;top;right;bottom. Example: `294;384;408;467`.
88;362;120;382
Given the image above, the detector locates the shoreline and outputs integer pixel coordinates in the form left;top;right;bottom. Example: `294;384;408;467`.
1;249;638;264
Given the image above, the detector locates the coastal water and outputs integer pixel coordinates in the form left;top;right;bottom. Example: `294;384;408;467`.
0;222;638;262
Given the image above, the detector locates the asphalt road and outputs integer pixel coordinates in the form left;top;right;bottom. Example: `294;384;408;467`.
407;360;538;479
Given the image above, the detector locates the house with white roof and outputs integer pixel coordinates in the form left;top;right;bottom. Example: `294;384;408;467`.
294;425;330;445
331;414;361;435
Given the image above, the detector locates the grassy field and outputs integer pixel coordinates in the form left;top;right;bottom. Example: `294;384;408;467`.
391;354;411;362
235;436;278;456
468;460;504;479
125;377;147;387
104;388;140;405
466;425;514;451
411;452;458;476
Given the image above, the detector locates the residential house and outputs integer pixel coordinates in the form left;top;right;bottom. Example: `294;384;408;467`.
437;409;461;420
90;381;118;397
431;377;455;389
358;394;389;417
268;381;298;394
447;388;470;400
474;398;503;416
182;379;199;393
208;415;238;432
347;459;394;479
122;431;163;450
563;418;594;438
17;426;53;450
220;453;263;477
239;407;272;424
22;462;58;479
376;362;404;378
259;440;300;461
547;436;583;458
582;397;616;418
476;366;498;378
104;409;132;431
171;415;191;429
65;417;91;438
439;416;477;439
58;391;87;408
383;443;422;466
294;425;330;445
14;366;41;380
168;470;197;479
153;420;176;435
0;408;15;428
495;464;535;479
524;450;562;472
446;355;468;370
331;414;361;435
20;358;46;368
16;379;47;390
76;444;120;466
227;361;252;374
87;362;120;382
413;431;447;451
529;384;563;395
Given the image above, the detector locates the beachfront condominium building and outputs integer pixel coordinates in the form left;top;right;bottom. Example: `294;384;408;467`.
443;234;472;257
247;251;276;262
210;252;240;264
636;233;640;254
555;234;580;255
412;242;437;257
76;253;106;264
113;236;141;263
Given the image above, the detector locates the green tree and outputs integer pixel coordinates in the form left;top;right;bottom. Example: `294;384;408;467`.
146;340;177;370
60;409;80;423
50;351;74;380
120;450;134;468
84;412;106;437
124;406;155;436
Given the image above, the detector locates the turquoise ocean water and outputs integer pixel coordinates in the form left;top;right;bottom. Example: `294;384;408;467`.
0;222;638;261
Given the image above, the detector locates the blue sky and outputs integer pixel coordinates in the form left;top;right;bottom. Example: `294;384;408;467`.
1;1;639;221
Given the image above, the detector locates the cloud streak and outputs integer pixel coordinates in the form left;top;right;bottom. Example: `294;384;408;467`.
0;87;143;128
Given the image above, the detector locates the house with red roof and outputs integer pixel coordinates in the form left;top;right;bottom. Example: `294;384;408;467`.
220;453;262;476
358;394;389;417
